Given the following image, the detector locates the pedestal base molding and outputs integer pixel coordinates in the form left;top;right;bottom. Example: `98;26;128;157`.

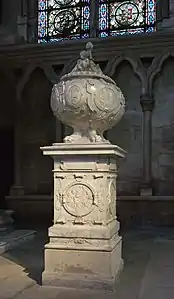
42;246;123;290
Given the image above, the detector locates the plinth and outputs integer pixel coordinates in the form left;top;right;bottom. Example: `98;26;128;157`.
41;143;125;290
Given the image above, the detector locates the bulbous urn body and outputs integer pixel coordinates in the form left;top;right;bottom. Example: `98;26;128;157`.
51;43;125;143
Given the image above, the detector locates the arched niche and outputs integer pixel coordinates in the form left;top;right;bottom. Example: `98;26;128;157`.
20;67;56;194
107;60;142;195
152;57;174;195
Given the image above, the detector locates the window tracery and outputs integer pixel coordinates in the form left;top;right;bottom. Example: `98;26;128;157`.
38;0;157;43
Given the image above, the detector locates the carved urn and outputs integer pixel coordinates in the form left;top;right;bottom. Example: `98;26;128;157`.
51;42;125;143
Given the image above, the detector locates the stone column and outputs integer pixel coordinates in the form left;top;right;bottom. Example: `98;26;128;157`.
140;96;155;195
90;0;97;37
10;106;24;196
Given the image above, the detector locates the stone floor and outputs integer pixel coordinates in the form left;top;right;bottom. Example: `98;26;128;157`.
0;227;174;299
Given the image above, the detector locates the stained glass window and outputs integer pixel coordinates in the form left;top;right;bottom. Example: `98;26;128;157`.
98;0;156;37
38;0;90;43
38;0;156;42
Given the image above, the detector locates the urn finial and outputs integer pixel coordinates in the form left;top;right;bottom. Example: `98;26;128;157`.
80;42;93;60
85;42;93;58
68;42;103;76
51;43;125;144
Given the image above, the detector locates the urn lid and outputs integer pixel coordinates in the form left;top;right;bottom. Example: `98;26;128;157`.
61;42;115;84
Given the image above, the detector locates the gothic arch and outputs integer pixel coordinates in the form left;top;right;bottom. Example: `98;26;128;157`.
104;54;146;94
148;52;174;96
16;64;58;101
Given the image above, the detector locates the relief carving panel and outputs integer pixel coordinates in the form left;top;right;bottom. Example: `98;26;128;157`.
53;170;118;226
107;179;117;220
62;183;94;217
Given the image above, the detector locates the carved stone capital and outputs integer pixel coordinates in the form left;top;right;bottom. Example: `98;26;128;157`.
140;96;155;112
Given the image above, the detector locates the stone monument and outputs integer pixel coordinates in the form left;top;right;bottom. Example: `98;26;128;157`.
41;42;126;290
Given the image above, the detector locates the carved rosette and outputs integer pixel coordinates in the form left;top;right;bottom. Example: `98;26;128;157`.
51;42;125;144
62;183;94;217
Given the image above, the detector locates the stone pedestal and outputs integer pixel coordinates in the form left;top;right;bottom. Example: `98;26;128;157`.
41;143;125;290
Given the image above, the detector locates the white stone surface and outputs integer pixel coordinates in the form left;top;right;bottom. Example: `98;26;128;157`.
51;42;125;144
41;143;125;290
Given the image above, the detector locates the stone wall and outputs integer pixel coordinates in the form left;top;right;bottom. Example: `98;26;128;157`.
106;56;174;196
107;61;142;195
20;68;56;194
152;57;174;195
0;0;21;45
161;0;174;29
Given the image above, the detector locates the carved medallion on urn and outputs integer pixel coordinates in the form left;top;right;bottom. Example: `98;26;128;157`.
51;42;125;143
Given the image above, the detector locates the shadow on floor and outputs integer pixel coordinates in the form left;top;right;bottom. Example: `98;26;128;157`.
2;229;48;285
1;226;173;295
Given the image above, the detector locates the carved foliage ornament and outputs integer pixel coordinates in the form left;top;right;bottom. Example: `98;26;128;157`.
51;42;125;144
108;180;116;218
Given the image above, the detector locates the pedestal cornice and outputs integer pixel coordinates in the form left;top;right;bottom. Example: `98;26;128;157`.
40;143;126;158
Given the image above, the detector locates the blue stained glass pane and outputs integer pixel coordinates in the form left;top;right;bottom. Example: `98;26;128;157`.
146;26;154;32
101;32;109;37
38;39;48;43
99;3;108;31
38;0;90;43
82;33;90;38
39;0;47;10
38;11;47;38
111;28;144;36
147;0;156;27
148;0;155;9
82;5;90;31
38;0;156;42
98;0;156;38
